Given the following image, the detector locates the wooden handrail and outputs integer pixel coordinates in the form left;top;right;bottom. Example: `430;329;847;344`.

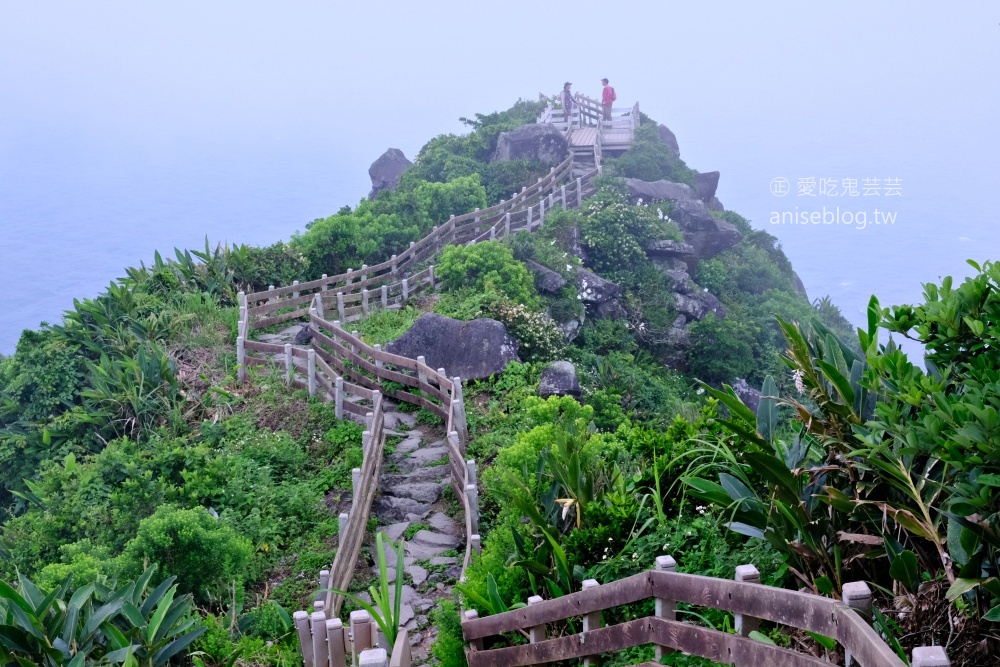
461;568;919;667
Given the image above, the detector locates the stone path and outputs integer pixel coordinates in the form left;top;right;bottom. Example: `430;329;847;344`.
369;406;464;665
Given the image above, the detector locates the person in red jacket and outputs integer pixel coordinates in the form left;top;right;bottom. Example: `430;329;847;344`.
601;78;616;121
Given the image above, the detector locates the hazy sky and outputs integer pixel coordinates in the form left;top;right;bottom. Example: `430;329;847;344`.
1;2;998;352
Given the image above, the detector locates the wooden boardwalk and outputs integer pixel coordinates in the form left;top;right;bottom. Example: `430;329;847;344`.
538;92;641;169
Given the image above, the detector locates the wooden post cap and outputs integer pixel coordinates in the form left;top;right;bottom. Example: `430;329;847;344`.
735;564;760;583
912;646;949;667
655;555;677;571
358;648;388;667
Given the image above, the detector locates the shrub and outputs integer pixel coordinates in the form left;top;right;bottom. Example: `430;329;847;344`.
486;298;565;363
604;123;696;185
436;242;537;306
686;314;757;384
119;505;253;603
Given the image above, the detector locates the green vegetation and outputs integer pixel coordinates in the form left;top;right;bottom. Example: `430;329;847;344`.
1;95;992;666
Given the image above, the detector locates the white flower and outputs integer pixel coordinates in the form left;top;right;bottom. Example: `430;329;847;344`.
792;369;805;394
550;239;556;245
696;387;705;395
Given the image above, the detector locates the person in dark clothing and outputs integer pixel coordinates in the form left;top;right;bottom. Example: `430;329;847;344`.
560;82;574;128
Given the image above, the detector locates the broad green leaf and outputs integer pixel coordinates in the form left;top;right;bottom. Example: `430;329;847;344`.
984;603;1000;623
756;375;778;444
946;578;984;601
814;576;834;596
151;626;206;665
0;581;34;616
806;631;837;650
486;574;508;614
139;577;176;618
83;598;124;639
888;550;919;590
727;522;766;539
745;452;798;497
145;587;176;644
748;630;775;644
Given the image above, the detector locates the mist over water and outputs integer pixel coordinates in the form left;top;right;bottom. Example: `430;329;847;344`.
2;2;998;355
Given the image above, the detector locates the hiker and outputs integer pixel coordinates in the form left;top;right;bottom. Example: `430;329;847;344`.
601;78;616;121
560;82;574;128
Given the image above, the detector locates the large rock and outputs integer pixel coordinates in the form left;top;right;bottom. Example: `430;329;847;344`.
708;196;725;212
368;148;412;200
386;313;519;380
573;268;622;304
793;271;808;300
492;123;568;166
645;239;695;259
663;269;694;293
669;198;742;263
526;260;567;294
694;171;720;203
657;124;680;157
674;289;725;321
732;378;762;414
626;178;695;203
660;315;690;371
538;361;581;398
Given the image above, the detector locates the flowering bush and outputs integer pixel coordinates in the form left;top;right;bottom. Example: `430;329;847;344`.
486;298;565;363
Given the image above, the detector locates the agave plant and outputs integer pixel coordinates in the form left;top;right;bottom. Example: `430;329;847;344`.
0;566;205;666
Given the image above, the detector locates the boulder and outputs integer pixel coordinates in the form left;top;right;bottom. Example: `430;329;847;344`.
526;260;567;294
708;196;725;212
538;361;581;398
596;299;627;320
556;310;585;342
660;315;690;371
573;268;622;304
294;324;314;345
694;171;720;203
663;269;694;293
626;178;695;203
386;313;519;380
657;124;680;157
645;239;695;259
669;198;742;263
674;288;725;321
492;123;568;166
732;378;762;413
368;148;412;200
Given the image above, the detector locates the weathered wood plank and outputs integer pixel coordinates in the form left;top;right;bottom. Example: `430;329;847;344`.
462;572;653;640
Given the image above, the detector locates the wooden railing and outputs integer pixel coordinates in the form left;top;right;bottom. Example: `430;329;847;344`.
461;558;950;667
243;156;584;332
537;92;639;152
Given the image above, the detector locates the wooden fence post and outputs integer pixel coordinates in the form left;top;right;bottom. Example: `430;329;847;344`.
428;265;436;289
293;280;300;299
466;459;477;487
466;483;479;535
452;377;468;447
284;344;293;385
577;177;583;206
321;274;328;291
489;225;496;241
335;377;344;420
311;611;329;667
352;468;361;504
326;618;348;667
381;284;388;309
338;513;349;548
654;555;677;662
362;288;369;316
527;596;546;644
373;344;384;369
538;197;545;226
268;285;275;305
312;293;325;319
582;579;602;667
337;292;345;321
471;534;481;553
361;264;368;282
350;610;373;662
464;610;484;652
734;564;760;638
351;331;359;355
417;356;427;385
316;570;330;603
843;581;873;667
526;205;533;230
359;648;387;667
560;184;567;208
307;349;317;396
294;611;314;667
237;336;246;383
346;269;353;288
391;254;397;273
912;647;950;667
402;278;409;302
504;212;511;237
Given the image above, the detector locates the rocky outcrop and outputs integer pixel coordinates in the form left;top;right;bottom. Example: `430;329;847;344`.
793;271;808;300
626;178;695;203
694;171;720;203
492;123;568;166
386;313;519;380
538;361;581;398
674;288;725;321
732;378;762;413
664;268;694;293
645;239;695;259
368;148;412;200
708;196;725;212
669;198;742;264
526;260;567;294
660;315;690;371
657;124;680;157
573;268;622;304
